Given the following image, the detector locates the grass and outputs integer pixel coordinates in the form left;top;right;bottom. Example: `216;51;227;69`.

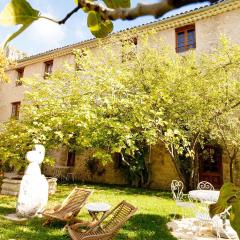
0;182;184;240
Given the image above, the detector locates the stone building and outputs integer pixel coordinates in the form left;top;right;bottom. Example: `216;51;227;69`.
1;0;240;189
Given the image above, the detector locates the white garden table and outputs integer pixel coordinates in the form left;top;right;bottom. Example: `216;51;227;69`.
188;190;220;203
85;202;111;221
188;190;237;239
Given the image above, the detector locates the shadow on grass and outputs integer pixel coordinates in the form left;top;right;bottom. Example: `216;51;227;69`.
118;213;177;240
0;205;69;240
0;207;175;240
0;206;16;215
0;216;70;240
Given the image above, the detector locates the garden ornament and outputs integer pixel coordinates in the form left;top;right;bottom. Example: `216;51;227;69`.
16;144;48;218
209;182;240;238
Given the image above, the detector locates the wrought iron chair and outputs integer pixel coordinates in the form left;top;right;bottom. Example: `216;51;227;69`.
171;180;193;218
197;181;215;191
68;200;137;240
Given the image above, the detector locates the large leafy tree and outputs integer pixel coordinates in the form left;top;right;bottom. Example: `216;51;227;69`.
0;50;10;82
1;36;240;187
0;0;218;46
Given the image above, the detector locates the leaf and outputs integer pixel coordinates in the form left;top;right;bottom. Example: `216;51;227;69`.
3;24;29;48
103;0;131;8
74;0;130;9
87;11;113;38
74;0;96;13
0;0;39;26
0;0;40;47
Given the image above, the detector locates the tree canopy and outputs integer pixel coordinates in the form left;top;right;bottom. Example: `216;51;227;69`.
0;50;10;82
1;36;240;187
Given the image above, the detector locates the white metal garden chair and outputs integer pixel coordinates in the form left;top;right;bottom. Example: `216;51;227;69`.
171;180;193;218
197;181;215;191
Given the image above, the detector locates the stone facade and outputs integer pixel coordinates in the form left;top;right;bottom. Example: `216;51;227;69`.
1;0;240;190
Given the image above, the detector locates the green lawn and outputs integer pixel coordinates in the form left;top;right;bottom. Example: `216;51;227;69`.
0;183;183;240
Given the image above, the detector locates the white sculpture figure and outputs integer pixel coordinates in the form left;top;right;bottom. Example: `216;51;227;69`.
16;144;48;218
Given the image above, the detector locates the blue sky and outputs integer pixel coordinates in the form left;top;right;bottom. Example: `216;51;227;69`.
0;1;210;55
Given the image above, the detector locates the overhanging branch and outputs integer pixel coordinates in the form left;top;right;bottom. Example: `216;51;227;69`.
53;0;219;25
77;0;218;21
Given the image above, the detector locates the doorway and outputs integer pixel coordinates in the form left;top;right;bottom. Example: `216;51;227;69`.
198;145;223;189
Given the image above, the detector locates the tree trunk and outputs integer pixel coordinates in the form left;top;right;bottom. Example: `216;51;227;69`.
189;150;199;190
230;158;233;183
145;145;152;187
168;151;187;187
227;148;238;184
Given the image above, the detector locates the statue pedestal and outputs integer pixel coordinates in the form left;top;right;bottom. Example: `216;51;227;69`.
4;213;28;223
1;176;57;196
1;177;22;196
4;213;43;222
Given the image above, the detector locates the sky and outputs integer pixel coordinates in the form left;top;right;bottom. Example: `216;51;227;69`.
0;0;210;56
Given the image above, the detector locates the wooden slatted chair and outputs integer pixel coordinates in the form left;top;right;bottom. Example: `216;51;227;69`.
42;187;92;226
68;200;137;240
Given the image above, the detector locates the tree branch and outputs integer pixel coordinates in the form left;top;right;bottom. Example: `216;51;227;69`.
52;0;218;25
78;0;219;21
58;6;81;24
78;0;172;20
214;100;240;119
40;6;81;25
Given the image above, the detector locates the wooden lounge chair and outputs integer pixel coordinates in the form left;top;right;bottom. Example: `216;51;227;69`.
42;187;92;225
68;200;137;240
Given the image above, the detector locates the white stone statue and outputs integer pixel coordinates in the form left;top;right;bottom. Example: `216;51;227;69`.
16;144;48;218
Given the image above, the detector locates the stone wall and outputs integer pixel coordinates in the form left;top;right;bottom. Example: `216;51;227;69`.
43;141;240;190
149;143;180;190
44;143;179;190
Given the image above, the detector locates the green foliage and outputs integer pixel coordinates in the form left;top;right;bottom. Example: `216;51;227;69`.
209;182;240;238
0;120;33;171
103;0;131;8
0;0;40;47
2;36;240;187
0;0;39;25
121;143;149;187
87;11;113;38
0;50;11;82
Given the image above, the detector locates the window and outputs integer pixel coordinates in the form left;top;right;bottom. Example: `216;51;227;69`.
176;25;196;53
16;68;24;86
75;50;87;71
11;101;21;119
67;151;76;167
44;60;53;78
122;37;138;62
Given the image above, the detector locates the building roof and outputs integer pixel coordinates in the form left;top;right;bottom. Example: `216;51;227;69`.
17;0;238;66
